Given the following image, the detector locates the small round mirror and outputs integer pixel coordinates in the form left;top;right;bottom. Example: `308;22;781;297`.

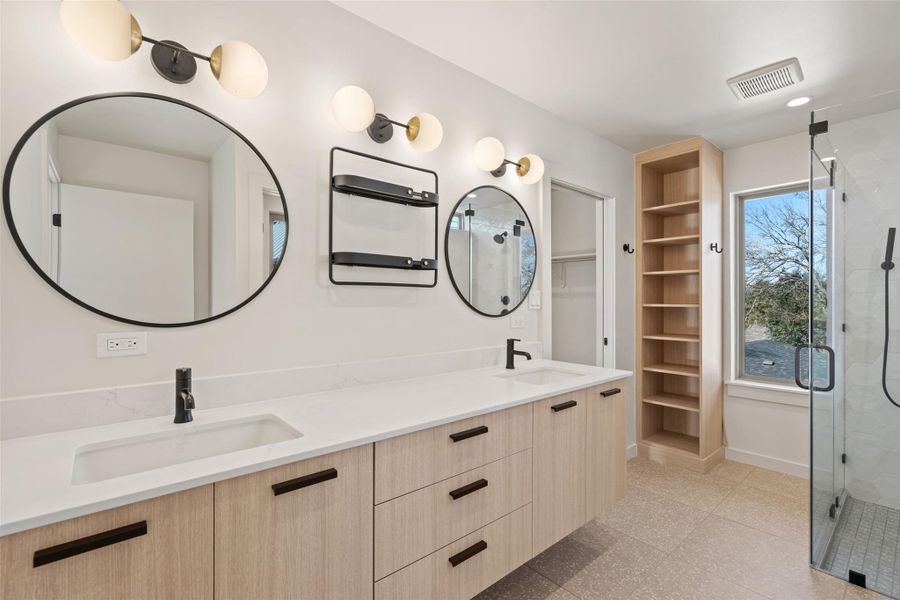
3;93;288;327
445;186;536;317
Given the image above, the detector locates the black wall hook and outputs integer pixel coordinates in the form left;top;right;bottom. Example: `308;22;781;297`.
623;243;635;254
710;243;723;254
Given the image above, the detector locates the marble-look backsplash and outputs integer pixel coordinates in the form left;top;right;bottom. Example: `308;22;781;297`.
0;342;542;440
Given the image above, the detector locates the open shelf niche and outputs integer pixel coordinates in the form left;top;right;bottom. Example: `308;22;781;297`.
635;137;724;472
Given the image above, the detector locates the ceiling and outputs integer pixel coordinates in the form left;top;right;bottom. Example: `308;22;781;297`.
336;1;900;152
55;97;231;161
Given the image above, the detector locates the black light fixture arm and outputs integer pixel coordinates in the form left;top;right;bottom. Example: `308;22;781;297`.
141;36;211;62
367;113;410;143
491;159;521;178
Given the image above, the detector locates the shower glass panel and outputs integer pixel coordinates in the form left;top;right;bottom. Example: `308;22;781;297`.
809;95;900;598
808;135;845;565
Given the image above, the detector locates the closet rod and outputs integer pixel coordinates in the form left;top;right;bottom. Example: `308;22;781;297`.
551;253;596;263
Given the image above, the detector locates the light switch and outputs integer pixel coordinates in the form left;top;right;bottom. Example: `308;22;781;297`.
97;332;147;358
528;291;542;310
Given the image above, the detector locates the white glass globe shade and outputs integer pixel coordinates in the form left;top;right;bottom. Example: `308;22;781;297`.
408;113;443;152
60;0;142;61
331;86;376;132
473;137;505;172
210;41;268;99
519;154;545;185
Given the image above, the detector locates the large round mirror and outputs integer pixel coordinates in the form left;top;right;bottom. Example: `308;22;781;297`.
445;186;536;317
3;93;287;327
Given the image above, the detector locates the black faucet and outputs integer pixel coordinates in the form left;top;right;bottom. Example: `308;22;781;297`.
174;367;195;424
506;338;532;370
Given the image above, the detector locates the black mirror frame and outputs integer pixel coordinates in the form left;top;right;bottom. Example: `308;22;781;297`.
2;91;289;328
444;185;537;318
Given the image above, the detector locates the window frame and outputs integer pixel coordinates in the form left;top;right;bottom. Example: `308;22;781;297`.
735;182;809;386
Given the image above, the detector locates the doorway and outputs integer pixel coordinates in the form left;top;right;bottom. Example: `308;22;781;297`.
549;181;612;367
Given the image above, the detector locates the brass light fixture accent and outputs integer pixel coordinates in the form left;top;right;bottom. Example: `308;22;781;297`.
60;0;268;98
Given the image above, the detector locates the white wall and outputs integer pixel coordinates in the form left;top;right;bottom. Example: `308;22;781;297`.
830;109;900;509
723;129;811;476
56;135;210;317
722;110;900;483
0;2;634;412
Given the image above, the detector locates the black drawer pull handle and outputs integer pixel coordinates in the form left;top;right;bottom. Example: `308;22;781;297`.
449;478;489;500
272;468;338;496
448;540;488;567
33;521;147;568
600;387;621;397
449;425;488;442
551;400;578;412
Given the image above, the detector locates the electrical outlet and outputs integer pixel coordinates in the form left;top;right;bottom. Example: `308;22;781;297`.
97;332;147;358
510;314;525;329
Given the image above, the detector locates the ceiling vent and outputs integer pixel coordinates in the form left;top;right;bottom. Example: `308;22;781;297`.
727;58;804;100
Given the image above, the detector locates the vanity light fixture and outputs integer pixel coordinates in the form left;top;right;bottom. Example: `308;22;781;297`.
59;0;268;98
472;137;545;185
331;85;443;153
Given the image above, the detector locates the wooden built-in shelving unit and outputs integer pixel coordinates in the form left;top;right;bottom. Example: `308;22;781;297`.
635;137;724;472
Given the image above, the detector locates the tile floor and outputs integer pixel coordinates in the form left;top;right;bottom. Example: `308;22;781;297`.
476;457;892;600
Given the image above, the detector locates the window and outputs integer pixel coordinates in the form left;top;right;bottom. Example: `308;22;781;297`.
270;212;286;271
737;184;811;384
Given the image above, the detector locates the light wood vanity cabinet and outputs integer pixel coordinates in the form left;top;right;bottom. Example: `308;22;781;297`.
533;381;629;555
532;390;587;555
586;381;629;516
1;376;628;600
214;444;373;600
0;485;214;600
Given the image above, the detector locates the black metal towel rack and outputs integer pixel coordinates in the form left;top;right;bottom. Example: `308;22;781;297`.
329;147;439;287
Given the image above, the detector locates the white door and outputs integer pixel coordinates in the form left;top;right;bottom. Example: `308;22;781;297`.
59;184;194;322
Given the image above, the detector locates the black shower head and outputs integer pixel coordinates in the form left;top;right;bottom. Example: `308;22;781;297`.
884;227;896;271
493;231;508;244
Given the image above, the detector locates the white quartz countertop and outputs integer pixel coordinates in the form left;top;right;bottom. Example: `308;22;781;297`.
0;360;631;536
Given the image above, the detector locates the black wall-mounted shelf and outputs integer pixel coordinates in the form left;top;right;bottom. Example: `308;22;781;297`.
329;147;439;288
331;252;437;271
332;174;438;208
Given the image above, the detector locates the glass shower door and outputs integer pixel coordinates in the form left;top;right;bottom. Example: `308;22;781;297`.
808;129;846;565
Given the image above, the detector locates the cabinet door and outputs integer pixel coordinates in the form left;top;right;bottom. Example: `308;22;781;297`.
586;381;629;518
532;390;587;555
0;485;213;600
214;445;373;600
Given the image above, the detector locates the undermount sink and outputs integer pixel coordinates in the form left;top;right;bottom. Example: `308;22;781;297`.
497;368;586;386
72;415;302;484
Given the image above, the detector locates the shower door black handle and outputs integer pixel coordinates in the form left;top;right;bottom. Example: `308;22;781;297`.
794;345;835;392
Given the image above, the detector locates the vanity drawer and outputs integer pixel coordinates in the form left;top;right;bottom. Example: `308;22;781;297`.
375;403;532;503
374;503;532;600
0;485;213;600
375;448;532;579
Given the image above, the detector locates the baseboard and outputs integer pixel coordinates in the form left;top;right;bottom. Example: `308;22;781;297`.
725;447;809;479
626;443;638;460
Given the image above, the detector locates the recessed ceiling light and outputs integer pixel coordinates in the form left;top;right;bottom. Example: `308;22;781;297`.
787;96;811;107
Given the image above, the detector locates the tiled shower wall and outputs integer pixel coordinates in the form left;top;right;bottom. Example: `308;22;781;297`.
838;109;900;510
